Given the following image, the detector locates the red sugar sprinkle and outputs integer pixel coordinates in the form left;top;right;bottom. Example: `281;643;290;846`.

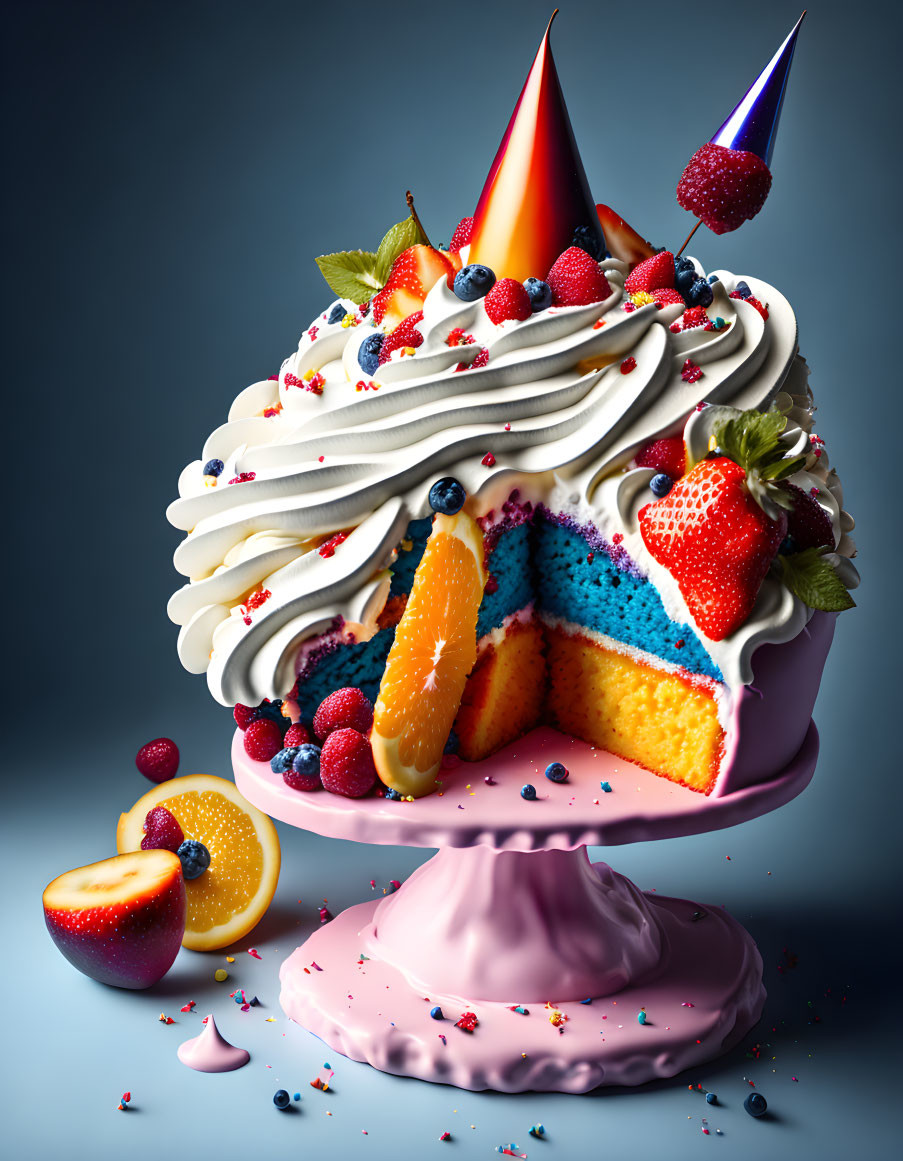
318;530;351;558
227;471;256;485
248;948;261;959
481;452;496;467
612;533;623;545
180;1001;196;1012
246;588;271;611
620;356;637;374
681;359;703;383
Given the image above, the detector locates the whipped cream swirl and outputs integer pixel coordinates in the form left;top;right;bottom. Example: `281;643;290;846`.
167;255;856;707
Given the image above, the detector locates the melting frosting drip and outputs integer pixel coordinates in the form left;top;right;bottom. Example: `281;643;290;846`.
167;253;856;709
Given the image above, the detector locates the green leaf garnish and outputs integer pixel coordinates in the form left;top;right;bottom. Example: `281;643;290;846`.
314;250;382;305
714;406;787;474
778;547;856;612
375;215;429;284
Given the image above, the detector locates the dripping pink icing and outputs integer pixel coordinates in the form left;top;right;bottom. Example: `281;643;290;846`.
177;1014;250;1072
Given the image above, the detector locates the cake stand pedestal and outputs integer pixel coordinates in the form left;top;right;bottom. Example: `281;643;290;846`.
234;724;818;1093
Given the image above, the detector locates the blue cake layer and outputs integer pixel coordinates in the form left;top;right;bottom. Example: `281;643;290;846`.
294;627;395;722
533;517;722;682
389;517;432;596
476;521;534;637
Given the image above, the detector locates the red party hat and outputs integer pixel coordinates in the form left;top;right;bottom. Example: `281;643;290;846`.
467;11;605;284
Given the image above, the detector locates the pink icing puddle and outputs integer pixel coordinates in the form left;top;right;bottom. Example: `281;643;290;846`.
177;1014;250;1073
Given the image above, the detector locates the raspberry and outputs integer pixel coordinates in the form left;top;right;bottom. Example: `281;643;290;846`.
449;216;474;252
651;287;684;306
545;247;611;307
744;295;769;320
680;306;710;330
378;311;424;366
483;278;532;324
677;143;772;235
284;723;311;747
636;438;686;480
233;704;258;730
319;729;377;798
624;251;675;294
313;687;374;741
141;806;184;853
243;718;283;762
780;482;835;550
471;347;489;368
135;737;179;783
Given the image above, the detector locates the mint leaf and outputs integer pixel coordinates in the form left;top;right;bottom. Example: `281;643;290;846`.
375;215;429;284
315;250;381;304
778;548;856;612
714;406;787;474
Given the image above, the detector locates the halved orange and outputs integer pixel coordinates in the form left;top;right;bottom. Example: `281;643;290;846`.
116;775;280;951
372;511;487;797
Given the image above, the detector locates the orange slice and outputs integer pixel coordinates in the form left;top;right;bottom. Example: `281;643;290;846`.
372;511;487;797
116;775;280;951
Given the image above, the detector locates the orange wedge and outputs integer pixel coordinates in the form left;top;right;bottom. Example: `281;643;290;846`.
372;511;487;797
116;775;280;951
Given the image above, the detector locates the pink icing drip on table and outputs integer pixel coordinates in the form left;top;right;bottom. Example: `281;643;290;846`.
177;1014;250;1073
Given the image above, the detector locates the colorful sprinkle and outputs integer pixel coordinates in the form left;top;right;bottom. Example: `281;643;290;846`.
214;969;228;982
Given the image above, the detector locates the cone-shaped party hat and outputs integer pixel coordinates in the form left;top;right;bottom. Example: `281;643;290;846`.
710;10;806;167
467;11;605;284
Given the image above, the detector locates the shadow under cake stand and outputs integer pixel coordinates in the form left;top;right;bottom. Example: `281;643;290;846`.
233;723;818;1094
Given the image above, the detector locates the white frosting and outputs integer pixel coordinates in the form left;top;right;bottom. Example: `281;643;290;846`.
167;259;857;707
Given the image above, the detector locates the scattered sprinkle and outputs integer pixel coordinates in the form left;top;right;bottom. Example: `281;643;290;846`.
214;969;228;982
248;948;262;959
599;781;612;793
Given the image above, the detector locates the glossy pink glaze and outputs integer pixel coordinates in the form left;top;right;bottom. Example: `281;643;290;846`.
279;860;764;1093
234;721;818;852
177;1014;250;1072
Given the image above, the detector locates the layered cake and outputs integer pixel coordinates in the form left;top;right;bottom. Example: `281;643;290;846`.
167;15;856;802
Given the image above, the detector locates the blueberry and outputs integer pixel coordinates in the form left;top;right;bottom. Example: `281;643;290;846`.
675;255;696;274
650;473;673;498
675;267;697;296
429;476;467;515
430;1006;444;1020
292;744;321;779
327;302;346;324
779;534;798;556
734;280;752;299
686;278;714;308
707;273;720;285
453;264;496;302
270;746;300;774
384;787;402;801
544;761;569;783
273;1089;291;1110
177;840;211;880
444;729;460;754
358;332;385;374
203;459;224;477
744;1092;768;1118
571;223;607;261
521;784;537;800
256;699;285;725
705;1092;718;1105
523;277;553;312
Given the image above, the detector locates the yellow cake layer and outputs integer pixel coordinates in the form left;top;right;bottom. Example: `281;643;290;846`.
455;620;546;761
544;627;722;793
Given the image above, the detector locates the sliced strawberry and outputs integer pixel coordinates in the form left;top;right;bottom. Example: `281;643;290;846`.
372;245;455;329
639;457;786;640
625;251;675;294
546;247;611;307
595;204;657;265
378;310;424;365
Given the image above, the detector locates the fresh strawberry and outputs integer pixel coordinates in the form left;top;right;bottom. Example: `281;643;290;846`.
449;216;474;252
594;204;657;265
135;738;179;784
319;728;377;798
313;687;374;741
680;306;710;330
546;247;611;307
677;143;772;235
779;482;835;551
636;438;686;480
640;456;787;640
378;311;424;365
141;806;184;853
372;245;456;329
651;287;684;306
484;278;532;324
625;251;675;294
283;722;311;748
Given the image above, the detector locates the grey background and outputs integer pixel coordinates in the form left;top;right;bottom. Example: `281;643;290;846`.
4;0;900;1158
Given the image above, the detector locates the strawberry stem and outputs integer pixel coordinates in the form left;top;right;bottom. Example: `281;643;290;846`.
405;191;431;249
676;219;702;259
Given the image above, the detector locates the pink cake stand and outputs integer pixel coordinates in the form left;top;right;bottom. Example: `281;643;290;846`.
234;722;818;1093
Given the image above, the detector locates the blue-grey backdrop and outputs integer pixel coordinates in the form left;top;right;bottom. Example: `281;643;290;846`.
4;2;900;1159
